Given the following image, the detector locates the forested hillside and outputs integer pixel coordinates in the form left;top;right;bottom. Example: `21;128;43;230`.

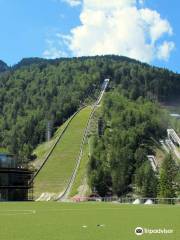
0;60;8;73
88;93;168;197
0;55;180;163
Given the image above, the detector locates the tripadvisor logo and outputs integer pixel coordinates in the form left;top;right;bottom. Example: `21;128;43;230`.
135;227;174;236
135;227;144;236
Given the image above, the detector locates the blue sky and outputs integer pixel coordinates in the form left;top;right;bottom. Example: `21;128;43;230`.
0;0;179;73
146;1;180;72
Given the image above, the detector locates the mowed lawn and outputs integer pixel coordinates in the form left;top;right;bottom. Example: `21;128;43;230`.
0;202;179;240
34;106;92;197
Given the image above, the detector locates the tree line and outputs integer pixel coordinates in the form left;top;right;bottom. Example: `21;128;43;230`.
88;92;180;199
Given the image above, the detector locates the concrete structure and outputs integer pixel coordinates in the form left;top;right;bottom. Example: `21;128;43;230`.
165;139;180;159
167;129;180;147
96;79;110;105
147;155;158;172
170;113;180;119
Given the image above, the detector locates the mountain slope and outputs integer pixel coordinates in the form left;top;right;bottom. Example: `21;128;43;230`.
0;55;180;161
0;60;8;72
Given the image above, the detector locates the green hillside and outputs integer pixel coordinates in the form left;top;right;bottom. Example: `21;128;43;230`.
1;56;180;162
0;59;8;72
34;106;92;198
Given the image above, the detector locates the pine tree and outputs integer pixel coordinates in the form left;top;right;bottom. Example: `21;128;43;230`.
159;154;177;200
135;161;158;198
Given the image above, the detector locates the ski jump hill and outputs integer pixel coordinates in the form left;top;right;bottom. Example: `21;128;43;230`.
33;79;109;201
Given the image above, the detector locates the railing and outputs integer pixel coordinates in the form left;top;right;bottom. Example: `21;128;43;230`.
71;196;180;205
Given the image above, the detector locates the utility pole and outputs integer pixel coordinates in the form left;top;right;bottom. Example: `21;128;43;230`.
46;120;52;142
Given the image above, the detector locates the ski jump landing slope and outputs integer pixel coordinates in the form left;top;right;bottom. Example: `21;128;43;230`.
34;106;92;199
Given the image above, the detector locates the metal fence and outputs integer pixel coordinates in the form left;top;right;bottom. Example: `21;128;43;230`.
71;196;180;205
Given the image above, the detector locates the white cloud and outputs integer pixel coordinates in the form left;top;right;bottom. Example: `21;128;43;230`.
63;0;81;7
43;40;68;59
157;41;175;61
62;0;174;63
83;0;135;10
140;8;173;43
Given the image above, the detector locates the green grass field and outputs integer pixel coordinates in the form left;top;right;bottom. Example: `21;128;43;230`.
0;202;179;240
34;106;92;198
